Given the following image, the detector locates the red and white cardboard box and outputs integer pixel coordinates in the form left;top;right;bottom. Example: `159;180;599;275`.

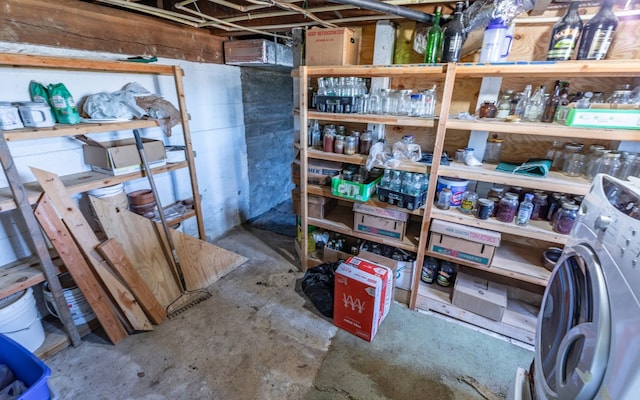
333;262;382;342
345;256;393;325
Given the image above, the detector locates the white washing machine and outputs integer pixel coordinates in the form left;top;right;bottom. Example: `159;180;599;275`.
512;174;640;399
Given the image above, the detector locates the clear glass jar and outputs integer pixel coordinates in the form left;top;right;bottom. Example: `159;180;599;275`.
344;136;357;155
436;188;452;210
350;131;360;153
583;148;609;181
422;85;437;117
459;191;478;214
607;90;632;105
496;90;514;119
359;130;373;155
496;192;519;223
483;137;504;163
409;93;424;117
381;89;398;115
365;88;381;114
334;134;345;154
546;140;565;170
561;143;584;175
620;152;639;180
397;89;413;116
601;151;622;177
454;148;466;163
563;153;586;177
553;202;579;234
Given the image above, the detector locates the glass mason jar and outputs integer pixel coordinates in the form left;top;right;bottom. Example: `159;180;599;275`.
436;188;452;210
422;86;437;117
397;89;413;116
546;140;565;170
459;191;478;214
359;130;374;154
381;89;398;115
561;143;584;175
344;136;357;155
334;134;345;154
563;153;586;177
582;147;608;181
350;131;360;153
601;151;622;177
488;185;505;199
483;137;504;163
365;88;381;114
496;192;519;223
409;93;424;117
496;90;514;119
531;192;549;221
553;202;580;234
620;152;639;180
322;129;335;153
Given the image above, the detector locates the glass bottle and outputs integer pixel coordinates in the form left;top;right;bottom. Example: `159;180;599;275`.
496;90;513;119
397;89;413;116
514;85;532;119
410;173;423;196
478;101;498;118
561;142;584;174
542;81;563;123
483;137;503;163
436;187;452;210
553;202;579;234
575;92;593;109
523;85;546;122
546;140;565;170
310;119;321;147
547;1;583;61
379;169;392;189
409;93;424;117
359;130;373;155
334;134;345;154
380;89;396;115
322;128;335;153
344;136;357;155
459;191;478;214
577;0;619;60
619;152;637;180
422;85;438;117
402;172;415;194
441;1;466;63
516;193;535;226
424;6;443;63
496;193;519;223
389;170;402;192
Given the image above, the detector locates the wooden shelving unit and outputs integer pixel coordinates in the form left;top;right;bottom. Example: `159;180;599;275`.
0;52;205;357
295;60;640;344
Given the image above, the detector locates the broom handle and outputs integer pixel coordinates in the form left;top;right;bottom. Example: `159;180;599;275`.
133;129;187;291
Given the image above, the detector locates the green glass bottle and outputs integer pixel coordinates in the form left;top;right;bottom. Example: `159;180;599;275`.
424;7;443;63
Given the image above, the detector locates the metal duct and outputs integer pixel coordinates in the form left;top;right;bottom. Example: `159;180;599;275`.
328;0;434;23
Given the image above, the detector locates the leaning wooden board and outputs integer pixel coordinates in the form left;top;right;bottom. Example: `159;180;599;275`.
90;196;248;291
31;167;152;332
34;195;128;344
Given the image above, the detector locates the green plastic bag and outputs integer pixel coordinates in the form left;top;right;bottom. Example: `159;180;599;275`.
47;82;81;124
29;80;57;121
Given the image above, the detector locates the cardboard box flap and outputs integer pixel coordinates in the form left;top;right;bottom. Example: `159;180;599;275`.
430;219;501;246
82;138;166;170
352;202;409;222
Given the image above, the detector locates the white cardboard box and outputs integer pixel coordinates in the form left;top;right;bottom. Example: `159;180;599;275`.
345;256;393;324
452;272;507;321
430;219;501;247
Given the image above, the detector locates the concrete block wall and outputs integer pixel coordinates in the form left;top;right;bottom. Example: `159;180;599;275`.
240;68;294;219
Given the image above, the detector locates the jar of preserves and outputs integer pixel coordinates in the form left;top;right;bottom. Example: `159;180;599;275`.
476;198;494;220
531;192;549;221
322;129;335;153
488;185;505;199
478;101;498;118
496;192;519;223
334;135;345;154
344;136;357;155
459;191;478;214
487;196;501;217
553;202;579;234
359;130;373;154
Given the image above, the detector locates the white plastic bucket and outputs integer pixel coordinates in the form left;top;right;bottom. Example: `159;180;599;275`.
0;288;45;352
43;275;96;326
436;176;469;207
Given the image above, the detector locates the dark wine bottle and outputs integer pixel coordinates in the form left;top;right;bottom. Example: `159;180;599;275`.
424;6;443;63
542;81;562;123
441;2;466;63
547;1;583;61
577;0;618;60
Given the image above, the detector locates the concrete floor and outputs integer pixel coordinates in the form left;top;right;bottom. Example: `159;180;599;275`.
44;225;533;399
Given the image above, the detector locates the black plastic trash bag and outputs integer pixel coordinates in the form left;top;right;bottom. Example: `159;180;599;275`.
301;262;340;318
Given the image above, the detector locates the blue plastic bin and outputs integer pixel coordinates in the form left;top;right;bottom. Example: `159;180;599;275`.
0;334;51;400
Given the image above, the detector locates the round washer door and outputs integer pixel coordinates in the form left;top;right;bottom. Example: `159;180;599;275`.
534;244;611;400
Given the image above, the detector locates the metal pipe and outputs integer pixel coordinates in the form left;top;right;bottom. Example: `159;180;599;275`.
327;0;433;23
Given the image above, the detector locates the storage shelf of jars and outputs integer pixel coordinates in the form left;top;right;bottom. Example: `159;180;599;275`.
308;111;439;128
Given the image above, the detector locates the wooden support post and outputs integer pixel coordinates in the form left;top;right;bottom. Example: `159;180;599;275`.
0;133;81;347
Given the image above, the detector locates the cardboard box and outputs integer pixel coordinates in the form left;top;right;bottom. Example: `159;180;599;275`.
353;203;408;240
452;272;507;321
331;175;381;202
224;39;293;68
428;233;495;267
557;103;640;130
291;189;337;219
322;234;360;263
345;256;393;324
305;27;360;66
358;246;415;291
430;219;501;247
82;138;166;176
292;159;341;186
333;262;382;342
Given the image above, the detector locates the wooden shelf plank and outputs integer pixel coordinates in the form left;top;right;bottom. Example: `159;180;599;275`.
0;162;189;212
309;204;420;252
0;52;175;75
427;241;551;287
301;64;448;77
3;120;160;142
0;257;45;299
307;111;438;128
455;60;640;78
306;148;429;173
446;118;640;141
415;283;537;345
307;184;424;216
430;209;568;245
438;163;591;196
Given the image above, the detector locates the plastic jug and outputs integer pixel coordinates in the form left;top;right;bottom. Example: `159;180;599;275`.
479;18;514;62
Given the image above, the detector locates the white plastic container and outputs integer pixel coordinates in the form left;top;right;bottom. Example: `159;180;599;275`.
43;275;96;326
0;102;24;130
0;288;45;352
480;18;513;62
436;176;469;207
17;102;55;128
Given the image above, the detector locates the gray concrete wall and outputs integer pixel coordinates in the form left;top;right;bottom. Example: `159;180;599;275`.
240;68;295;219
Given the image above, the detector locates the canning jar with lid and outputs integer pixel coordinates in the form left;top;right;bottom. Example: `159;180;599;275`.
344;136;357;155
531;192;549;221
553;202;579;234
334;135;345;154
601;151;622;177
459;191;478;214
483;137;504;163
561;143;584;175
496;192;519;223
359;130;373;154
